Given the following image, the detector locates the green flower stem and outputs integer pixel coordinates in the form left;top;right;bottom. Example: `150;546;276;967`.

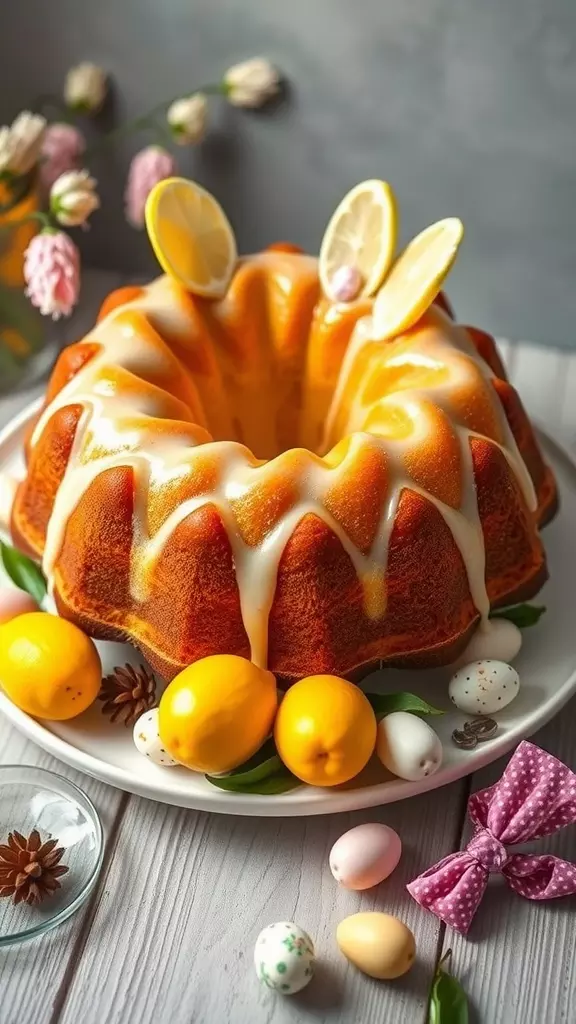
0;211;53;235
84;81;225;158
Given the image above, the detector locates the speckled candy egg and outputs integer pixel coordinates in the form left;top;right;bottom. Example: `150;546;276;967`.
376;712;443;781
449;659;520;716
0;587;39;625
329;823;401;890
254;921;315;995
336;912;416;980
454;619;522;667
133;707;177;766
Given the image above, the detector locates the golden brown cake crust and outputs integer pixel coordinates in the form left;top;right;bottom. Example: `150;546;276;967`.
11;255;557;682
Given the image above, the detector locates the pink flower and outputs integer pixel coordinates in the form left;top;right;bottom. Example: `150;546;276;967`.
24;230;80;319
40;123;86;194
124;145;176;228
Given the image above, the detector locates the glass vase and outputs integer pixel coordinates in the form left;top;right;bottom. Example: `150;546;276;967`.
0;180;59;396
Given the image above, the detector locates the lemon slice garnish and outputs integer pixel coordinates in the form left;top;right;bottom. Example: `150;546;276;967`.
319;180;398;302
372;217;464;340
145;177;237;298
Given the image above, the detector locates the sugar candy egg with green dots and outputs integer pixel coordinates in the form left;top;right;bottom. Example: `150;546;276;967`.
254;922;315;995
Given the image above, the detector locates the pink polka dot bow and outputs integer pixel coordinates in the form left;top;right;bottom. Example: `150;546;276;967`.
407;741;576;935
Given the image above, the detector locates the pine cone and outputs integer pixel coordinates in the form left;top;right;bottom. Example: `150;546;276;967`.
0;830;68;906
98;663;157;726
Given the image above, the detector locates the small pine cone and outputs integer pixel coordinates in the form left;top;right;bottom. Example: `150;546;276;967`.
98;664;157;727
0;829;68;906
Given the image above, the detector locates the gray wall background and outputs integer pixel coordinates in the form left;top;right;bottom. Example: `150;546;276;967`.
1;0;576;349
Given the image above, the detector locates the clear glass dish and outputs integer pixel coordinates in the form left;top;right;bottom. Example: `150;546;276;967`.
0;765;104;946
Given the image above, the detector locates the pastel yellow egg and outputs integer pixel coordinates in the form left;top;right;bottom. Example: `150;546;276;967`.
336;912;415;980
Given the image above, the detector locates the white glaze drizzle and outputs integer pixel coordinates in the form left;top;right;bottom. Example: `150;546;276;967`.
22;260;540;668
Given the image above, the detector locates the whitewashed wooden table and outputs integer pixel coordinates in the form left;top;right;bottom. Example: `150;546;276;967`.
1;274;576;1024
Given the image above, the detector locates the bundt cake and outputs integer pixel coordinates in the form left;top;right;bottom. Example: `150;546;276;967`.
9;246;557;682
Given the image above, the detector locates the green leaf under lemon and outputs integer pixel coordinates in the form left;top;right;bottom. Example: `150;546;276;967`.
205;737;300;795
366;691;444;722
428;950;469;1024
0;541;47;604
490;602;546;629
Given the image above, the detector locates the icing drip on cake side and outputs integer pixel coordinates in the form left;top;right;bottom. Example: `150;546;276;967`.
26;259;539;670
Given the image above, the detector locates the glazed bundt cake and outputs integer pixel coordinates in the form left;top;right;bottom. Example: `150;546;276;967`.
9;169;557;686
9;241;556;682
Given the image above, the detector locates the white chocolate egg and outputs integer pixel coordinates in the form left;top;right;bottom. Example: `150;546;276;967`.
254;921;315;995
133;708;177;766
0;587;39;625
336;912;416;980
449;660;520;716
329;823;401;890
376;712;443;781
454;619;522;668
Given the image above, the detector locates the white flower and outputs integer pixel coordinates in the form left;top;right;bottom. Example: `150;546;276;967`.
64;62;107;114
223;57;280;109
50;169;100;227
0;111;46;177
166;93;207;145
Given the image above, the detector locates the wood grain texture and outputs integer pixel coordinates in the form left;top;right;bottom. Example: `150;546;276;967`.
441;345;576;1024
442;704;576;1024
0;715;128;1024
0;327;576;1023
55;788;465;1024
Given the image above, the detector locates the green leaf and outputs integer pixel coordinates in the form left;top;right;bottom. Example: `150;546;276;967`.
490;603;546;628
207;770;300;795
0;541;47;603
428;952;469;1024
205;737;301;794
366;691;444;722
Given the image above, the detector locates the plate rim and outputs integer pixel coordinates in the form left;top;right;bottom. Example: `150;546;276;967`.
1;398;575;816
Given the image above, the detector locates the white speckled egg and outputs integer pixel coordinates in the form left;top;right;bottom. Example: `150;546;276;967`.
449;660;520;716
254;921;315;995
329;823;401;890
376;712;443;781
454;619;522;668
133;708;177;766
0;587;39;625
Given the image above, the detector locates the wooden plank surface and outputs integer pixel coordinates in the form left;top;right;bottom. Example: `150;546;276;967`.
1;304;576;1023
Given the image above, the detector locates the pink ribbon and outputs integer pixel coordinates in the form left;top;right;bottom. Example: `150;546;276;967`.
407;741;576;934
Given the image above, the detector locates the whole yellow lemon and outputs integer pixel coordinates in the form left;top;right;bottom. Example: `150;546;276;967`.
274;674;377;787
159;654;277;774
0;612;102;720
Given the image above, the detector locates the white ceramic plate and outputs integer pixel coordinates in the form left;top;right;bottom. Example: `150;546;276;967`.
1;400;575;816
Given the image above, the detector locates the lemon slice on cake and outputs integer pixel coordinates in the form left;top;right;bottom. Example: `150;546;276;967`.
145;177;237;298
319;180;398;302
372;217;464;340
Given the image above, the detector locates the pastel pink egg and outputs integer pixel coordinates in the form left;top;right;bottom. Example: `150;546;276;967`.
0;587;40;625
329;823;402;891
328;264;364;302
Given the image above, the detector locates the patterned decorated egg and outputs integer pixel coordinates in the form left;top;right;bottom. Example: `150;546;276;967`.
376;712;443;781
329;823;401;890
0;587;39;625
454;619;522;667
449;660;520;716
254;921;315;995
133;708;177;766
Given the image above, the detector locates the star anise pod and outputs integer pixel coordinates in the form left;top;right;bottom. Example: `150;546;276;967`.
98;663;157;726
0;830;68;906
